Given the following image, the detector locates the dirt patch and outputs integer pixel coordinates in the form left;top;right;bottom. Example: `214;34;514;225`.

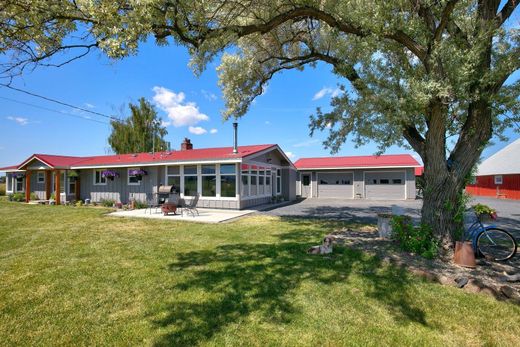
327;227;520;304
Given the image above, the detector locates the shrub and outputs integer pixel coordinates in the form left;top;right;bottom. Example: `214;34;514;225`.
75;200;84;207
0;183;5;196
30;192;39;200
133;200;147;209
10;192;25;202
100;199;116;207
391;215;438;259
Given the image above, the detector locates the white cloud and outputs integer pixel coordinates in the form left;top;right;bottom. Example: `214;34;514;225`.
293;139;320;148
84;103;95;109
210;128;218;134
152;86;209;127
201;89;218;101
189;126;208;135
285;151;296;160
7;116;29;126
312;87;343;100
265;121;271;125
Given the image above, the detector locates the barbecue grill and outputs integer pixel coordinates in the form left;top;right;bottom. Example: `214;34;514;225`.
157;185;180;204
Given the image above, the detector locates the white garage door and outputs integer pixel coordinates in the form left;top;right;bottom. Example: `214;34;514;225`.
365;171;406;200
318;172;354;198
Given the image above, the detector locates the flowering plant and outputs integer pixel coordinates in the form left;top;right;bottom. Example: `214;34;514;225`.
128;169;148;176
101;170;120;179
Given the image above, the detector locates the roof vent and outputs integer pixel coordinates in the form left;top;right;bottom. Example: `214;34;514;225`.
131;154;138;158
233;122;238;154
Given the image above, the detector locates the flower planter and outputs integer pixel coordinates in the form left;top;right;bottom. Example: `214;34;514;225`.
453;241;476;268
377;213;393;238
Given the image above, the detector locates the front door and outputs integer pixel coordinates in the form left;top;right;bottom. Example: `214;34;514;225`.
301;174;311;198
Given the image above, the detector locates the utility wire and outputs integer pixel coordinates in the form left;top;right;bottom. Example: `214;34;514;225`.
0;96;110;125
0;84;119;121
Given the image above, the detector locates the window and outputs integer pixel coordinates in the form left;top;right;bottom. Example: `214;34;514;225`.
16;177;24;192
184;165;198;196
265;169;271;195
258;169;265;195
392;179;402;184
69;180;76;195
201;165;216;197
37;172;45;183
250;169;258;196
241;164;249;197
128;168;141;185
494;175;503;185
220;164;236;197
380;179;390;184
276;169;282;194
94;169;107;185
166;166;180;192
6;176;12;192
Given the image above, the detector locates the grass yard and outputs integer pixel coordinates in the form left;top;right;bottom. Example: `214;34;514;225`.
1;201;520;346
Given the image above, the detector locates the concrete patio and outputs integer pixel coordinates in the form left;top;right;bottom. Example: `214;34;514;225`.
108;207;257;223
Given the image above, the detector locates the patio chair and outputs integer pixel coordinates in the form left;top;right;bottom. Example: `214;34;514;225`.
145;193;160;214
182;193;200;217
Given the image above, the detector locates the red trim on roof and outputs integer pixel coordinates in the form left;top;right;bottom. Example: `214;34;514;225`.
294;154;421;169
5;145;277;170
415;167;424;176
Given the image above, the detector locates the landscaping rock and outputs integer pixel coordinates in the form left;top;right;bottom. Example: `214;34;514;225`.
464;279;483;293
438;275;455;286
455;277;469;288
500;285;520;299
503;273;520;282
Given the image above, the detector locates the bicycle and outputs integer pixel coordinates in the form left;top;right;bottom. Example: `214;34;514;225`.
465;211;517;261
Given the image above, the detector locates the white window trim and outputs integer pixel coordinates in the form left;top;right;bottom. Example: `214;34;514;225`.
15;177;25;193
219;163;237;198
6;176;13;193
276;169;282;195
37;172;45;183
93;169;107;186
183;165;199;197
127;167;141;186
494;175;503;185
201;164;217;197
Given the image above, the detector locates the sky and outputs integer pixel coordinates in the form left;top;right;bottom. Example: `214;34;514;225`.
0;19;518;170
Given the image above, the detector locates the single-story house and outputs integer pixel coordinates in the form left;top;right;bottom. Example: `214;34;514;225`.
1;138;297;209
294;154;420;200
466;138;520;200
1;138;421;208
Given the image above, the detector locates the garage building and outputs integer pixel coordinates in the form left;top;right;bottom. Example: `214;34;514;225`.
294;154;421;200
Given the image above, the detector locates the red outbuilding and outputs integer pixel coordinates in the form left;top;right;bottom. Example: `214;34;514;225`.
466;138;520;200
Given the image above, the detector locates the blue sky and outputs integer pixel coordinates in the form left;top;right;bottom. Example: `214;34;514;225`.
0;32;518;170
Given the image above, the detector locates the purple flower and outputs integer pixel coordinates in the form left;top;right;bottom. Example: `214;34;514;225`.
128;169;148;176
101;170;120;178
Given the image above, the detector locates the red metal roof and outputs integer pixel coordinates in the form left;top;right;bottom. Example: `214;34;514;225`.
0;165;19;171
415;167;424;176
1;144;276;171
294;154;421;169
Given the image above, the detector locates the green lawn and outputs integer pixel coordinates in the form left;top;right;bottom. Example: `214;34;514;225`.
1;201;519;346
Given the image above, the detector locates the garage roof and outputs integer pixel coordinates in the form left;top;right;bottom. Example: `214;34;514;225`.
294;154;421;170
477;138;520;176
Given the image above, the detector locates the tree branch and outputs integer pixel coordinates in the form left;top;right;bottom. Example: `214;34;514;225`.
434;0;459;42
497;0;519;26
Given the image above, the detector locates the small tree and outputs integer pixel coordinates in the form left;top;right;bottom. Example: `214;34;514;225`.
108;98;168;154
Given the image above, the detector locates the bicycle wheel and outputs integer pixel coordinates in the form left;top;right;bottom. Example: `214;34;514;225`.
476;228;517;261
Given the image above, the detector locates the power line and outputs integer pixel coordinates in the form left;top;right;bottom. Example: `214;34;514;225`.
0;84;119;122
0;96;110;125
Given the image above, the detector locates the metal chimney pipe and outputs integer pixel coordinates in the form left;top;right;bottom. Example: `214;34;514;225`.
233;122;238;154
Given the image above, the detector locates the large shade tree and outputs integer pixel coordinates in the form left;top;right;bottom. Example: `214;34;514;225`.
1;0;519;250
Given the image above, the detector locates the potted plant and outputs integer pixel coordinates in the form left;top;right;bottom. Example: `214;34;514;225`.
472;203;497;221
101;170;119;181
128;168;147;181
68;170;79;181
